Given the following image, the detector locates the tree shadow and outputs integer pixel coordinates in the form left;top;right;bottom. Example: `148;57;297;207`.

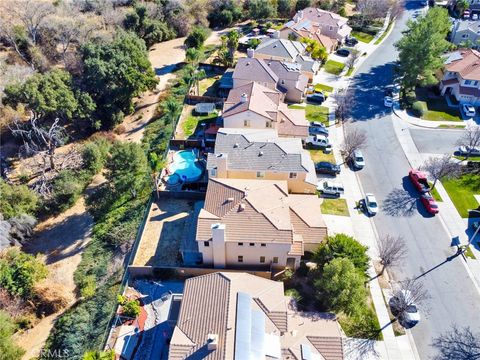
381;187;417;217
343;337;380;360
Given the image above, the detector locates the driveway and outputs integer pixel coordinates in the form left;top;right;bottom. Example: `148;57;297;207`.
410;128;465;155
347;3;480;358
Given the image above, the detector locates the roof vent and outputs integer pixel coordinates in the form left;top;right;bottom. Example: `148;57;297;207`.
238;203;245;211
227;197;234;202
240;93;248;103
259;151;264;156
207;334;218;351
233;142;239;148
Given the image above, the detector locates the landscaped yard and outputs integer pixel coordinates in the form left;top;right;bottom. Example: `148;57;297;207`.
182;109;218;138
320;198;350;216
414;88;462;122
308;149;335;163
324;60;345;75
289;104;330;125
442;174;480;218
429;183;443;202
351;30;375;43
314;83;334;93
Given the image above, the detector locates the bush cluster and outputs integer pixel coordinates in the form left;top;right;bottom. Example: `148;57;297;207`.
411;101;426;117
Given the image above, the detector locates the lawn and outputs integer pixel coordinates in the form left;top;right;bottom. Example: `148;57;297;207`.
374;20;394;45
351;30;375;43
314;83;334;93
182;110;218;138
454;155;480;162
289;104;330;125
465;246;477;260
415;88;462;122
324;60;345;75
320;198;350;216
439;125;466;129
346;67;355;76
308;149;336;163
442;174;480;218
198;75;220;96
429;183;443;202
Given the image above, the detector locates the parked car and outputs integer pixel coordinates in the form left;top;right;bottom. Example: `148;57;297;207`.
462;103;476;118
305;134;331;151
345;36;358;46
420;193;439;214
309;125;329;136
384;96;393;107
473;13;479;20
306;93;325;104
409;169;430;193
307;86;330;97
458;146;480;157
351;149;365;169
336;48;350;57
315;161;341;175
317;181;344;196
389;290;421;327
364;193;379;215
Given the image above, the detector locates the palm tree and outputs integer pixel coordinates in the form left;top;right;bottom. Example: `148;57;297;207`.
162;97;182;130
185;47;201;65
226;30;240;58
149;152;165;199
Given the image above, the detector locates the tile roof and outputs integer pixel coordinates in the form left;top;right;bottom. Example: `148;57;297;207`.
296;7;349;27
207;128;312;173
169;272;344;360
255;38;307;61
444;48;480;81
233;57;279;84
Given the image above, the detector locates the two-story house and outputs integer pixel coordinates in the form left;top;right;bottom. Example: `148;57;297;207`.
253;38;321;81
206;128;317;194
450;20;480;47
440;49;480;105
278;7;352;53
222;81;309;137
196;178;327;270
232;56;309;103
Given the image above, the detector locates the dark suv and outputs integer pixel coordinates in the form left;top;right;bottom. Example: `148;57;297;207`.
315;162;341;175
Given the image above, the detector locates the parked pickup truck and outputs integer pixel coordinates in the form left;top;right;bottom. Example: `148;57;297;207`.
408;169;430;193
305;135;332;152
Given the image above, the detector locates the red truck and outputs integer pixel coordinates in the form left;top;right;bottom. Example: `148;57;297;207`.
409;169;430;193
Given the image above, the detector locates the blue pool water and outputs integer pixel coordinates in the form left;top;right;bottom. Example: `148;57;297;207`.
167;150;204;184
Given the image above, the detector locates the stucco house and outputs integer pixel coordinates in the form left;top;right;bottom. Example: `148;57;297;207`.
450;20;480;47
168;272;344;360
196;178;327;270
253;38;321;80
222;81;309;138
440;48;480;105
278;7;351;53
232;56;309;103
207;128;317;194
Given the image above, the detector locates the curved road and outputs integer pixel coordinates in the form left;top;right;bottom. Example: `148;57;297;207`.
348;3;480;358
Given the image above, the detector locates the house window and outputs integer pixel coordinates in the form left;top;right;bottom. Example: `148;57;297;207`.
281;79;285;85
261;243;266;247
462;34;469;38
474;81;479;86
256;171;265;178
238;242;244;246
244;120;250;127
238;256;244;263
204;241;210;247
329;26;334;31
465;80;472;85
260;256;266;263
249;243;255;247
289;172;297;179
210;168;217;177
273;257;279;264
266;121;272;128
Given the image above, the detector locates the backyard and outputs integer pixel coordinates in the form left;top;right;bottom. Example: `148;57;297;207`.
181;106;218;138
324;60;345;75
442;173;480;218
413;88;462;122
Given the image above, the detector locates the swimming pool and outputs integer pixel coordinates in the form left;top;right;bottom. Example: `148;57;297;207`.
167;150;204;185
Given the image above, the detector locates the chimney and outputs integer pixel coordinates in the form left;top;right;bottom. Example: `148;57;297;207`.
247;48;255;58
207;334;218;351
273;30;280;39
240;93;248;103
216;153;228;177
211;224;226;268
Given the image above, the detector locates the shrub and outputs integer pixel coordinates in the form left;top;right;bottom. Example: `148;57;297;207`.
184;26;209;49
338;306;382;340
404;90;416;106
0;310;25;360
82;138;112;174
50;170;90;213
285;288;303;303
0;180;39;219
117;295;141;318
411;101;426;117
80;275;97;299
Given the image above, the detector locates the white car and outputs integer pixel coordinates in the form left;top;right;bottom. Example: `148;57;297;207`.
473;13;479;20
364;193;378;215
458;146;480;156
462;103;476;118
384;96;393;107
352;149;365;169
317;181;344;197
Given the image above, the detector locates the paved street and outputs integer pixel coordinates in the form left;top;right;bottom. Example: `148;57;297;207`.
410;128;464;155
347;3;480;358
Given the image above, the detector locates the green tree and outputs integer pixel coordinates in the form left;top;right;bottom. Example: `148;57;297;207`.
300;37;328;62
0;180;38;219
277;0;293;18
117;295;141;318
296;0;312;11
0;248;48;298
105;142;149;198
249;0;277;19
83;350;115;360
82;138;112;174
315;258;367;315
0;311;25;360
313;233;369;272
395;7;452;90
149;152;165;199
3;69;94;122
455;0;469;16
185;47;201;64
50;170;89;213
207;1;243;27
184;26;209;49
226;30;240;58
81;32;158;129
247;38;261;49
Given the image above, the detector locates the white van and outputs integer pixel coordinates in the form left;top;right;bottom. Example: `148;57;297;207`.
317;181;345;197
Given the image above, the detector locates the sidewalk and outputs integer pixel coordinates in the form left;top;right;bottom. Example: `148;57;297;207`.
393;107;474;128
328;125;419;360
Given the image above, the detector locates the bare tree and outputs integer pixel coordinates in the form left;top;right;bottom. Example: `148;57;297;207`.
377;234;408;275
334;88;354;124
390;279;429;322
341;127;368;163
346;50;361;71
456;125;480;158
421;154;461;190
355;0;390;27
431;325;480;360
